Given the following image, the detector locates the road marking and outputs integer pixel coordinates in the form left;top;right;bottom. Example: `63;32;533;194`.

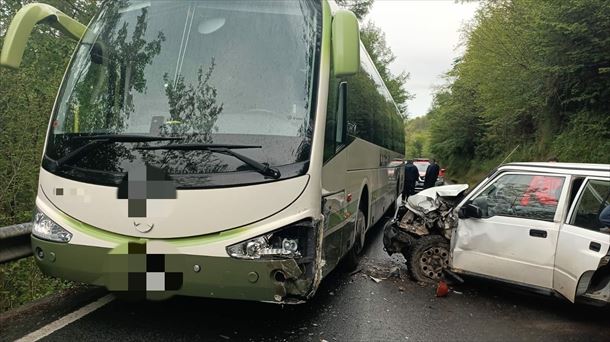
16;294;115;342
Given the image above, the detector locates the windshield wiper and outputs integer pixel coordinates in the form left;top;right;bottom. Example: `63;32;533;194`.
49;135;183;171
137;143;281;179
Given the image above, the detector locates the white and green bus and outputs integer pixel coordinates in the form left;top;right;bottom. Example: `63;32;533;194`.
1;0;404;303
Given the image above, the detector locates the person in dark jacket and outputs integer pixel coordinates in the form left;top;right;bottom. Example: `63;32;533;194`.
403;160;419;199
423;159;440;189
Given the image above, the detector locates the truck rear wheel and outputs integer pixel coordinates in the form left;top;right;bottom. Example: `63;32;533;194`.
407;235;450;283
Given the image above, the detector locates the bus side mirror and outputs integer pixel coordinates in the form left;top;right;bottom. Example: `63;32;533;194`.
331;10;359;77
1;3;86;69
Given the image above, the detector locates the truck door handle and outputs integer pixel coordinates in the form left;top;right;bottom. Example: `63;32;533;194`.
529;229;547;238
589;242;601;252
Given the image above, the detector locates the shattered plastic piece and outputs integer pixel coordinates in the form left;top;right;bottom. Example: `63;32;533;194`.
370;276;382;283
436;280;449;297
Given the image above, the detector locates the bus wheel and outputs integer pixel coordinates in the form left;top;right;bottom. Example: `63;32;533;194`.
407;235;450;283
344;209;366;270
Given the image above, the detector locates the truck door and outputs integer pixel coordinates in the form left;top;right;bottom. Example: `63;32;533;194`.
554;177;610;303
452;172;568;290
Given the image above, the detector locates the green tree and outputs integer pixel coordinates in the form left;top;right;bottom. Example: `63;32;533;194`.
427;0;610;182
360;21;411;114
0;0;99;226
336;0;411;115
335;0;374;20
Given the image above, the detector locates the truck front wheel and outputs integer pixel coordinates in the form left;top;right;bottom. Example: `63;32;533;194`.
407;235;450;283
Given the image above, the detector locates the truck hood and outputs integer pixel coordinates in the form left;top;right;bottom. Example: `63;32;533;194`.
406;184;469;215
38;168;309;239
417;184;469;198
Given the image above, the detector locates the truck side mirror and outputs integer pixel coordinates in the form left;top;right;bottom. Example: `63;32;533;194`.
458;203;482;219
1;3;86;69
331;10;359;77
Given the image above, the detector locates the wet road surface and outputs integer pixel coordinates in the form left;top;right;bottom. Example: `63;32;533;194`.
3;219;609;342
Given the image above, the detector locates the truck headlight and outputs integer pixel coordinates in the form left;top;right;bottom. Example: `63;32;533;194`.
226;220;316;260
33;210;72;243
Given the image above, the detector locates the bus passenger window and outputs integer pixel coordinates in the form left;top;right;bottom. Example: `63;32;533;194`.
336;82;347;148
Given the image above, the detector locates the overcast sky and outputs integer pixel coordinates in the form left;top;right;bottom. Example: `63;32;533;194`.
366;0;480;118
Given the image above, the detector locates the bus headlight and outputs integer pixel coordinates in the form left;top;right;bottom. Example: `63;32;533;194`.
227;234;301;259
226;220;316;260
33;210;72;243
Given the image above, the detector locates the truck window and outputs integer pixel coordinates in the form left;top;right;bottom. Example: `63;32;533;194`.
472;173;565;222
570;179;610;233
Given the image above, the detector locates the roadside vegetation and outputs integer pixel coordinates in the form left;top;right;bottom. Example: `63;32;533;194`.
0;0;409;312
0;0;96;313
404;116;431;160
408;0;610;185
0;258;75;312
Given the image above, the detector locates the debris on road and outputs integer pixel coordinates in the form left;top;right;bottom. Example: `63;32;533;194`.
436;280;449;297
370;276;382;283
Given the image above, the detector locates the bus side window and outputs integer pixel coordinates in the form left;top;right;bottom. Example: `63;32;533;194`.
324;55;347;162
336;82;347;149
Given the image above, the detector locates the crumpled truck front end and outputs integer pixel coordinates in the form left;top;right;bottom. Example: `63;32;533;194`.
383;184;468;283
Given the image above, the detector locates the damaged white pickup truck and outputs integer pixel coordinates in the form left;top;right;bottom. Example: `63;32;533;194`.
384;162;610;306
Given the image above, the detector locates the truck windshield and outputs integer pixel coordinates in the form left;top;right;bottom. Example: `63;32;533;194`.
44;0;321;187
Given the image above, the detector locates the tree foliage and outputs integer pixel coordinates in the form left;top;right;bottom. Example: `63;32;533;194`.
336;0;411;115
404;116;431;159
0;0;99;226
335;0;374;20
360;21;411;114
427;0;610;180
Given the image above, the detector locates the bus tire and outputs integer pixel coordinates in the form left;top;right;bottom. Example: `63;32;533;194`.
407;235;450;283
344;209;366;270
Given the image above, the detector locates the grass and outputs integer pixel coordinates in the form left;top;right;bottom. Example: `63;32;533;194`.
0;257;75;313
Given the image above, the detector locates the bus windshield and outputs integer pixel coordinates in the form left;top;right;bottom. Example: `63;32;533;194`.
44;0;321;187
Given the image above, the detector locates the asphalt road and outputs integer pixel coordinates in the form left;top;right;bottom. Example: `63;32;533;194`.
3;219;609;342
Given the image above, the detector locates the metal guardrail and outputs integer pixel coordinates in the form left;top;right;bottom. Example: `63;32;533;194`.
0;223;33;264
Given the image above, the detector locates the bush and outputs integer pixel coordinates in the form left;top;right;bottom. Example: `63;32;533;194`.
0;257;75;313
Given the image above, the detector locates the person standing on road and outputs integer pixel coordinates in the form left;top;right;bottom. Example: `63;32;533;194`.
403;160;419;199
424;159;440;189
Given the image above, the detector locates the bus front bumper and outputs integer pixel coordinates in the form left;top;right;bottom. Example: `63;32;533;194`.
31;236;316;303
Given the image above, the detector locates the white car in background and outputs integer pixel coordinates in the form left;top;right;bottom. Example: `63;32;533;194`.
385;162;610;306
